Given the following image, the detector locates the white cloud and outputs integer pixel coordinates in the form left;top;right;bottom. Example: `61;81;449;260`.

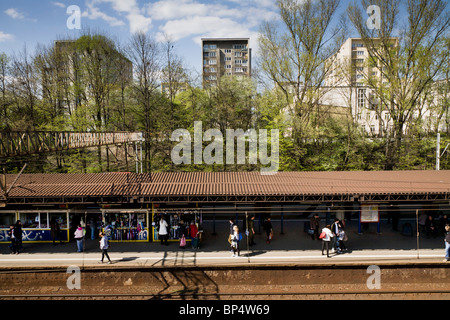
147;0;209;21
5;8;25;20
0;31;14;42
52;2;66;8
82;2;126;27
84;0;152;33
147;0;245;21
150;0;277;53
127;12;152;33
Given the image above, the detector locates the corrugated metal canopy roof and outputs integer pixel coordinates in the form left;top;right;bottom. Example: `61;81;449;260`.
1;171;450;199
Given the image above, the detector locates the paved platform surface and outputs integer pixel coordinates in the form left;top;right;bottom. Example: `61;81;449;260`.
0;219;447;268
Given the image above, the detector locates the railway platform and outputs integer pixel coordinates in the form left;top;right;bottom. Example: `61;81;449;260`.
0;219;447;268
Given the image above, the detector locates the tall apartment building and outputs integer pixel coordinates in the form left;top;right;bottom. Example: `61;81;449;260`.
202;38;251;88
52;39;133;115
321;37;402;135
325;37;397;88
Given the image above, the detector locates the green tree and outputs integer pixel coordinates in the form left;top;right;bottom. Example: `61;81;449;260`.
347;0;450;169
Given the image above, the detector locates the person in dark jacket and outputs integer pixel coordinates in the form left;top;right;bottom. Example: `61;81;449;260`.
50;218;62;246
14;220;23;252
310;214;320;240
8;225;18;254
425;215;438;238
246;215;256;246
263;218;273;244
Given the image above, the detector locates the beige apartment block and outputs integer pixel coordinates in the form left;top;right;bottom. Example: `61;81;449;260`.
201;38;251;88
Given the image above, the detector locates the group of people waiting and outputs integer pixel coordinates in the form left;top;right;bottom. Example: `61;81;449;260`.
418;213;449;238
227;216;274;257
310;214;348;258
158;215;201;250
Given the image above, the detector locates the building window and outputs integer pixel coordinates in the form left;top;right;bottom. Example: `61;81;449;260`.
357;51;364;56
235;59;242;64
209;52;216;57
224;49;232;53
358;89;366;109
233;44;245;49
225;64;232;69
208;60;217;65
225;57;232;61
235;52;242;57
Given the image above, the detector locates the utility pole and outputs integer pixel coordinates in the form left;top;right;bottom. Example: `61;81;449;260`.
436;132;450;171
437;133;440;171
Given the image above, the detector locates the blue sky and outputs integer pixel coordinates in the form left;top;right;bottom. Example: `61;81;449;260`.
0;0;359;74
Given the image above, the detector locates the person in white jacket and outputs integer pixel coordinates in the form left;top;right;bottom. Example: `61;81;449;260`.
74;225;84;253
321;225;334;258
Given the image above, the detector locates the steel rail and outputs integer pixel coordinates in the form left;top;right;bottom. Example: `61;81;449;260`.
1;289;450;299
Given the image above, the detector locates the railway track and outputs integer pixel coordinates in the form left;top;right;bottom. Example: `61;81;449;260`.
0;263;449;301
1;289;450;300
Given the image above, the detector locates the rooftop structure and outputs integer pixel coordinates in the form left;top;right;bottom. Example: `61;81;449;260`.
1;170;450;204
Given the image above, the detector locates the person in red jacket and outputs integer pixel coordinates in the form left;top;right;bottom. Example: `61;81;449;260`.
189;221;199;250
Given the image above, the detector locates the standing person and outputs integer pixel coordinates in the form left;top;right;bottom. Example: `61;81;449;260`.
89;218;97;240
230;225;241;257
98;232;112;264
330;218;340;253
263;218;273;244
189;221;199;250
337;227;348;253
439;214;449;236
74;224;84;252
310;214;321;240
14;220;23;252
158;215;169;246
229;219;236;234
247;215;256;246
444;225;450;262
321;225;334;258
425;215;438;238
8;225;18;255
50;217;62;246
418;212;427;234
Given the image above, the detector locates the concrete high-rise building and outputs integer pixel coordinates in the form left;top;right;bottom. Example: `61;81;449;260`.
201;38;251;88
321;37;401;135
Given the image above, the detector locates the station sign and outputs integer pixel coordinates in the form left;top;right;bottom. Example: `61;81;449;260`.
360;204;380;223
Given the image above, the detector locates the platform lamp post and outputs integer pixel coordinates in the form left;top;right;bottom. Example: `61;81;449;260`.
245;211;250;263
416;209;420;260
